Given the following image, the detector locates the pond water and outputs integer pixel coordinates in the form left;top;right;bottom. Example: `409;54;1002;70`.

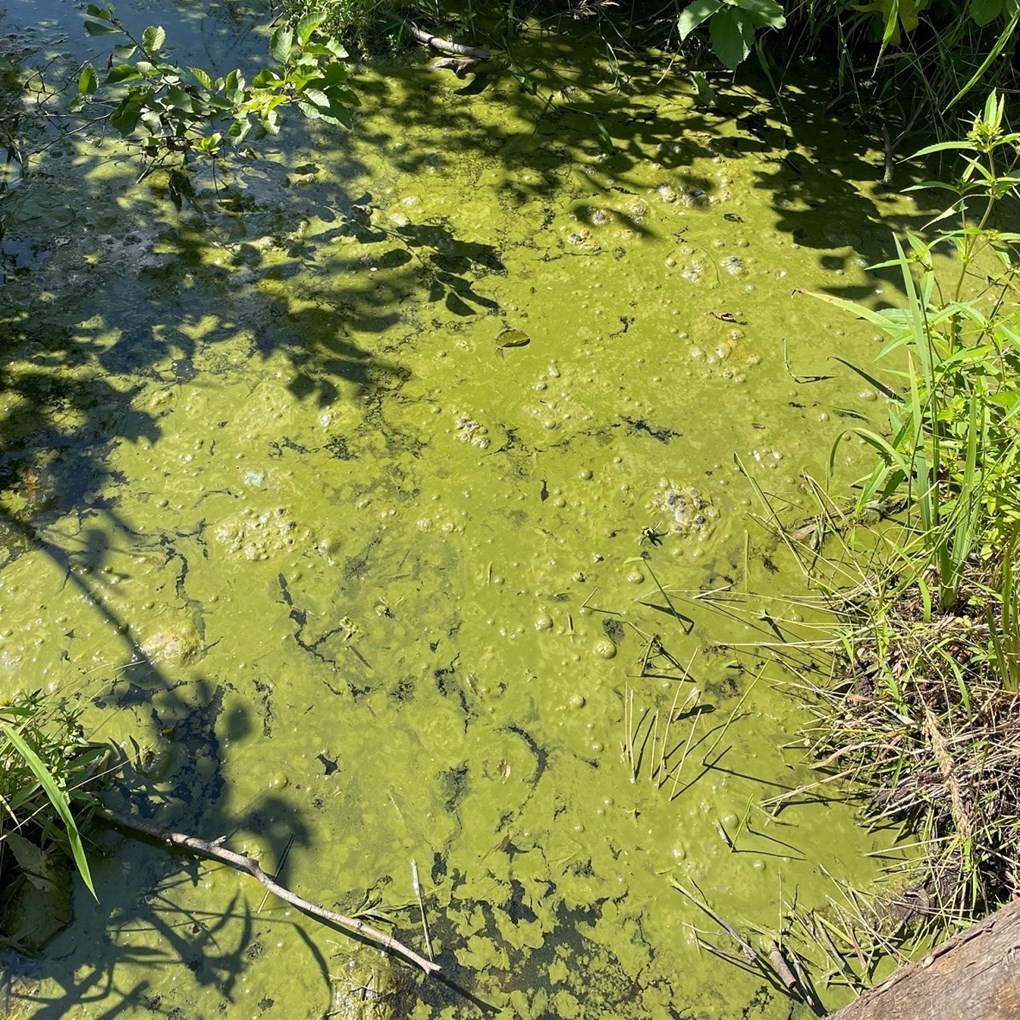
0;3;928;1017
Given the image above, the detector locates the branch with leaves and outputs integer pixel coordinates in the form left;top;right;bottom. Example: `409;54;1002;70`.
76;5;358;203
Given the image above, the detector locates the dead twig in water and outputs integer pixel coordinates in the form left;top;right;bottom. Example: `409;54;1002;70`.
672;880;758;965
98;808;440;976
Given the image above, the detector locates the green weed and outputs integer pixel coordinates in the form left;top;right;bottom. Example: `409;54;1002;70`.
1;691;104;907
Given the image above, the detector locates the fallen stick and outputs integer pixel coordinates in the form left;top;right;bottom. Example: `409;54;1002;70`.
767;941;798;993
405;23;491;61
98;808;441;976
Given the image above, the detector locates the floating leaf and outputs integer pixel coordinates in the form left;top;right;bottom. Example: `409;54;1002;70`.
496;327;530;350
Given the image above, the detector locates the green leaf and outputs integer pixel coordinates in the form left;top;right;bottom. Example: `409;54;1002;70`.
141;25;166;54
270;26;294;64
166;85;194;112
296;11;325;45
679;0;724;40
946;9;1020;108
228;116;252;144
85;3;113;17
710;8;755;68
189;65;213;89
78;64;98;95
252;68;282;88
106;63;143;83
795;287;897;327
323;103;353;129
969;0;1003;25
300;87;330;108
496;327;531;350
84;19;119;35
5;832;50;890
261;106;281;134
323;37;348;59
1;725;96;899
109;99;141;135
733;0;786;28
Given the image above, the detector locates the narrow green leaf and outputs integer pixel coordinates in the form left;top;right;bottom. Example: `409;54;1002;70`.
946;10;1020;109
795;287;895;327
1;725;96;899
189;66;213;89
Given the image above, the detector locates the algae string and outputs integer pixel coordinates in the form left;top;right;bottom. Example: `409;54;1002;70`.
0;9;923;1017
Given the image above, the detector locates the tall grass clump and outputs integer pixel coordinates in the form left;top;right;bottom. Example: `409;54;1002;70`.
1;690;103;941
795;92;1020;927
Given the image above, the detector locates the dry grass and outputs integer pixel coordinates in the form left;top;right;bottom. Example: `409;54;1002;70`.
789;549;1020;926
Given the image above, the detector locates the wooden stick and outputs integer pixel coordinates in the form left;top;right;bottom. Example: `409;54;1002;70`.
767;940;798;992
98;809;440;976
406;23;491;61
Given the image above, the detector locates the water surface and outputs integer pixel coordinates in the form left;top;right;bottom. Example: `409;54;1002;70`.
0;5;926;1017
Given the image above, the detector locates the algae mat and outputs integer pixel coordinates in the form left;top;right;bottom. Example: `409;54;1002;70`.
0;8;923;1018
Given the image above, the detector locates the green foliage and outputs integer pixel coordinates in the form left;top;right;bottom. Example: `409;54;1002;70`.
806;92;1020;611
1;691;105;902
679;0;786;69
76;5;358;203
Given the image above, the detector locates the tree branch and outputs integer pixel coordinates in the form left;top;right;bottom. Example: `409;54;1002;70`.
97;808;441;976
405;23;491;61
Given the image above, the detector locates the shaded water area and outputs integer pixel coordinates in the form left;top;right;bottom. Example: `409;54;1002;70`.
0;3;932;1017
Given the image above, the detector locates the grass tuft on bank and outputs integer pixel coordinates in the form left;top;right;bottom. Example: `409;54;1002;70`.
795;90;1020;947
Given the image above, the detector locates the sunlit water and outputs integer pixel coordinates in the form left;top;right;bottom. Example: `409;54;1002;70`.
0;3;927;1016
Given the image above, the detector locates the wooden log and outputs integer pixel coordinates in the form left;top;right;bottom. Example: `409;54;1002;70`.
827;899;1020;1020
